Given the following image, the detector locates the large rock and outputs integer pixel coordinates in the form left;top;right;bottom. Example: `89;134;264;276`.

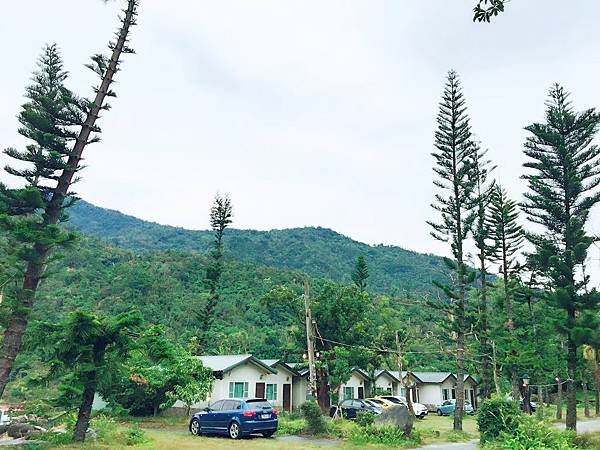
0;425;8;436
374;404;413;435
7;423;34;438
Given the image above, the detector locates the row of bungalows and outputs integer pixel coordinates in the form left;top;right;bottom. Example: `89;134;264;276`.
172;354;479;414
341;368;479;411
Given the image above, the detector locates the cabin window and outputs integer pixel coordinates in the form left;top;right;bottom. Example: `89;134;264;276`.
266;383;278;401
343;386;355;400
229;382;249;398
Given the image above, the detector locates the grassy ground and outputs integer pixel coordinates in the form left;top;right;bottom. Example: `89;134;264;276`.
40;413;478;449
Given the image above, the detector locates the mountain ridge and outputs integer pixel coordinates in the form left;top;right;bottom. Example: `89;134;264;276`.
67;200;448;295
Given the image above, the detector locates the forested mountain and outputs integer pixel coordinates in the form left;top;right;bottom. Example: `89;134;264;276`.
31;237;449;370
67;200;447;296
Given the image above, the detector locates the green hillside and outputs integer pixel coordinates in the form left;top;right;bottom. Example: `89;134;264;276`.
67;200;447;296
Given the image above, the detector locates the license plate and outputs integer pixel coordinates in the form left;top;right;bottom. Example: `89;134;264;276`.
261;414;270;419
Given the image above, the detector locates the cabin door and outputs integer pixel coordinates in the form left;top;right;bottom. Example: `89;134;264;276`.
255;382;266;399
283;384;292;411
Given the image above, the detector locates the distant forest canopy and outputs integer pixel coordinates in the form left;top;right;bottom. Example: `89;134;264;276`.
32;234;452;371
67;200;449;297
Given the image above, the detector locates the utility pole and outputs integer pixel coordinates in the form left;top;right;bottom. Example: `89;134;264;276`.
304;280;317;400
396;330;415;416
556;376;563;420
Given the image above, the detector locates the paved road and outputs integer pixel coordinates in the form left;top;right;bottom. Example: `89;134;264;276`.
416;439;479;450
415;418;600;450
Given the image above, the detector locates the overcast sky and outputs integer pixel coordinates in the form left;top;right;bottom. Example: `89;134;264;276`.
2;0;600;268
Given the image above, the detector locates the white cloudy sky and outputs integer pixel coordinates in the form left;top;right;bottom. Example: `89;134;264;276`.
2;0;600;267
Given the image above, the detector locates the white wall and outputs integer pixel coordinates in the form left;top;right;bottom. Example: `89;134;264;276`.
262;364;295;410
292;376;309;410
418;384;443;410
340;372;367;399
374;373;398;395
175;362;272;409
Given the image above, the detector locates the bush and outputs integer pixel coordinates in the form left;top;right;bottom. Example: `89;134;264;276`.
300;401;327;435
277;417;306;435
477;395;521;443
123;423;148;446
482;415;580;450
355;411;375;427
349;425;422;446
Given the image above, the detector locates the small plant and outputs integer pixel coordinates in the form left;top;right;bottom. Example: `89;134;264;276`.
349;425;422;446
482;415;581;450
355;411;375;427
123;423;148;446
277;417;305;435
477;395;521;443
300;401;327;435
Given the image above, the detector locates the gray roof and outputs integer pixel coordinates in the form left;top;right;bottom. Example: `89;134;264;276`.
375;369;402;383
198;354;277;374
387;371;477;385
260;359;300;376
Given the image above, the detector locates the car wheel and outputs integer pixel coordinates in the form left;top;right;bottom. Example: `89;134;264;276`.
437;409;443;416
228;421;241;440
262;430;275;438
189;418;201;436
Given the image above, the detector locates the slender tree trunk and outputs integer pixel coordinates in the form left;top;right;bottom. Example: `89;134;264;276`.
0;0;138;399
556;376;563;420
478;256;492;400
454;267;466;431
316;369;330;413
73;372;97;442
583;381;590;418
595;346;600;417
566;331;577;430
492;341;501;395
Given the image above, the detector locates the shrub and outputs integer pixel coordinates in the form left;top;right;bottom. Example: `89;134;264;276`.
482;415;580;450
277;417;306;435
355;411;375;427
477;395;521;443
123;423;148;446
349;425;422;446
300;401;327;435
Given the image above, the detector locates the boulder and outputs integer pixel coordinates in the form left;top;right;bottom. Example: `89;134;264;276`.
374;404;413;436
7;423;34;438
0;424;8;436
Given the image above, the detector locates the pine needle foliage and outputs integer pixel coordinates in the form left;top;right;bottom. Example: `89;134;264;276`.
522;84;600;430
0;0;139;399
197;193;233;350
471;144;495;400
428;70;478;431
351;255;369;291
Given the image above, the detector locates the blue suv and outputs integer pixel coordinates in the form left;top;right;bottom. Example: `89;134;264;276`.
189;398;278;439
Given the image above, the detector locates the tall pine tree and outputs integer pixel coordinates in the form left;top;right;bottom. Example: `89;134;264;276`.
522;85;600;430
428;70;477;431
487;184;524;398
197;193;233;350
471;144;495;400
0;0;138;398
351;255;369;291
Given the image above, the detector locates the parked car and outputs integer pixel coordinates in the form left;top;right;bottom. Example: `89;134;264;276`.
436;399;474;416
379;396;429;419
189;398;278;439
0;409;10;426
366;397;396;408
329;398;382;419
519;400;537;413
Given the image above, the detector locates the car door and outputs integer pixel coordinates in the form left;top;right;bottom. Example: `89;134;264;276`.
201;400;224;431
216;400;238;431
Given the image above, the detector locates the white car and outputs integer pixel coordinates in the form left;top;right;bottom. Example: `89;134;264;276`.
378;396;429;419
0;410;10;425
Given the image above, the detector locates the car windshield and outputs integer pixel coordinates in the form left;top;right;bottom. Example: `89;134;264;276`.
383;397;402;404
246;400;272;410
369;399;384;405
363;400;377;407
